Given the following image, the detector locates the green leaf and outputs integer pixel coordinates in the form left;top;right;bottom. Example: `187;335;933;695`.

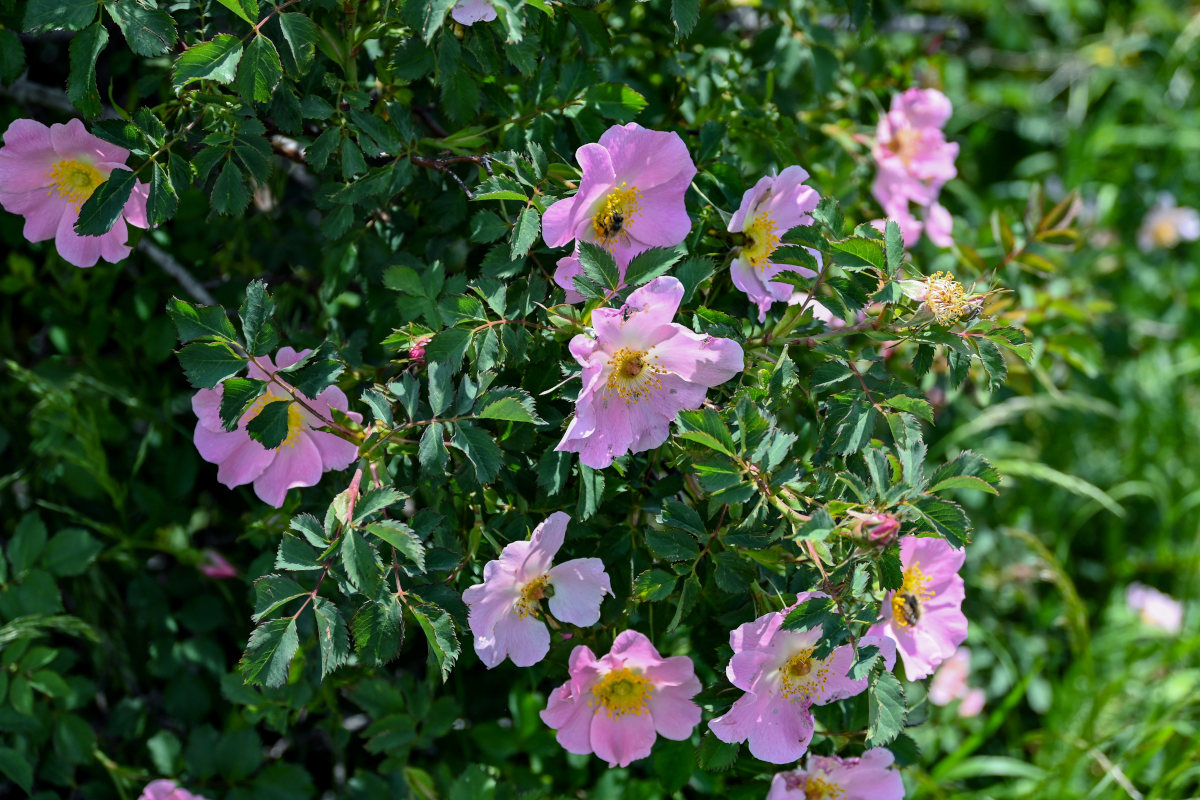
676;409;737;457
425;328;472;367
866;669;907;747
43;529;103;577
421;0;458;42
218;377;266;431
239;280;279;357
107;0;177;56
450;422;502;483
173;34;243;88
419;422;449;471
831;237;886;270
883;395;933;423
928;475;1000;496
797;509;835;540
912;497;972;548
624;245;686;286
972;337;1007;390
0;747;32;794
441;71;481;124
177;341;246;388
313;597;350;678
353;487;405;524
659;498;705;538
75;167;134;236
289;514;327;547
510;206;541;260
352;597;405;666
877;546;903;591
413;603;460;682
813;196;844;236
472;175;527;202
583;83;648;122
240;617;299;687
848;644;881;680
577;240;621;291
477;392;543;424
666;574;700;633
277;13;318;74
341;530;380;594
632;569;677;602
277;340;344;399
781;596;836;632
884;219;903;276
366;520;426;571
832;400;877;456
67;22;108;118
276;534;322;571
235;35;282;103
252;574;308;621
9;514;48;574
0;30;26;85
671;0;700;38
168;297;237;343
644;527;699;562
216;0;258;24
211;159;250;215
245;400;291;449
147;162;178;226
23;0;97;32
697;734;739;773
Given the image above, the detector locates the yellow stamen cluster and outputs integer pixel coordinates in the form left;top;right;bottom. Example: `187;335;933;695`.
891;562;935;629
742;211;781;270
592;182;642;248
779;648;831;702
803;776;845;800
243;393;308;449
1151;218;1181;248
889;126;922;167
605;347;666;405
590;667;652;718
45;159;105;208
924;271;970;325
513;574;550;619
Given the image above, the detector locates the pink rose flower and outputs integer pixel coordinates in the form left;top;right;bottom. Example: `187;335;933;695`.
138;780;210;800
767;748;905;800
1137;193;1200;251
198;549;238;580
867;536;967;680
461;511;613;668
708;592;896;764
728;166;821;322
191;347;363;508
871;88;958;248
0;118;149;268
451;0;496;24
1126;582;1184;634
540;629;701;767
543;123;696;301
554;276;744;469
928;645;984;717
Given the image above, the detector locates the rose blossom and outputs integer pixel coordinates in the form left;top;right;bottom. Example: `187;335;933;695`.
0;118;149;268
451;0;496;24
928;645;985;718
543;123;696;300
462;511;612;668
555;276;743;469
871;88;958;248
1126;582;1184;634
708;592;896;764
191;347;363;508
1137;193;1200;252
198;549;238;580
728;166;821;322
138;780;210;800
867;536;967;680
540;630;701;767
767;748;906;800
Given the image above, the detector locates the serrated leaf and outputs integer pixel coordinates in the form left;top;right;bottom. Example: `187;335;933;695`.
218;377;266;431
252;575;308;621
313;597;350;678
659;498;705;538
676;409;737;457
245;400;291;449
352;597;405;666
75;167;134;236
866;669;907;747
848;644;881;680
276;534;321;572
23;0;96;32
644;527;699;562
290;514;327;547
666;575;700;632
366;520;426;571
107;0;177;56
239;280;278;357
472;175;527;202
67;23;107;118
583;83;648;122
883;395;933;423
341;530;380;594
167;298;236;343
177;341;246;388
624;245;686;286
912;497;971;548
353;487;405;524
450;422;502;483
781;596;835;632
697;734;739;773
425;328;472;367
234;34;282;103
478;395;542;424
240;617;299;687
928;475;1000;496
510;206;540;259
831;237;886;269
216;0;258;24
671;0;700;38
632;569;677;602
884;220;904;275
361;388;394;426
413;603;459;682
147;162;178;226
277;13;317;74
173;34;243;88
211;159;250;215
577;240;621;291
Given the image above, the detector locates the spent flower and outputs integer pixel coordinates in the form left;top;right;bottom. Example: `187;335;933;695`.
462;512;613;668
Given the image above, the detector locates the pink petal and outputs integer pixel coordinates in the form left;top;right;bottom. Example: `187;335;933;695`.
597;123;696;194
546;557;611;626
98;219;134;263
15;193;67;243
124;181;150;229
490;611;550;667
1;119;54;158
540;682;595;754
648;684;701;740
251;432;324;507
214;436;275;489
590;707;657;767
53;210;102;268
191;387;225;431
0;152;54;193
51;118;130;164
450;0;496;24
520;511;569;578
651;327;744;388
308;429;360;471
627;188;692;249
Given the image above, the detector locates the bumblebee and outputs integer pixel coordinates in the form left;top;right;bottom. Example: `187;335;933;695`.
896;590;923;627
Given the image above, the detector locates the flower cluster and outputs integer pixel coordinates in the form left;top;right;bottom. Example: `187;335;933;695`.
871;88;959;248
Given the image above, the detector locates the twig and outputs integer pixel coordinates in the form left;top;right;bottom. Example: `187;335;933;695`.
136;239;218;306
0;77;120;119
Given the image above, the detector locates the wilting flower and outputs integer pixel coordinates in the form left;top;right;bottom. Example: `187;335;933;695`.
138;780;210;800
462;512;612;668
1126;582;1184;634
199;550;238;580
767;748;906;800
0;118;149;268
928;646;985;718
543;123;696;300
191;347;363;508
709;592;896;764
728;166;821;322
871;88;959;248
867;536;967;680
555;276;743;469
451;0;496;24
899;271;980;325
540;629;701;767
1137;193;1200;252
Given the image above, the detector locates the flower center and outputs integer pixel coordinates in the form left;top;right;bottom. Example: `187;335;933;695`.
742;211;780;270
513;574;550;619
804;776;845;800
243;393;309;449
589;667;652;718
889;126;923;167
605;346;666;405
925;271;969;324
45;159;106;208
779;647;831;702
892;562;935;629
1152;218;1180;248
592;182;642;249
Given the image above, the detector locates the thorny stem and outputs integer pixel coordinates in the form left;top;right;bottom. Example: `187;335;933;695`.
240;350;360;441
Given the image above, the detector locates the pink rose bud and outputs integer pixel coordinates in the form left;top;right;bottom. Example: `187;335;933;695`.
199;549;238;580
866;513;901;546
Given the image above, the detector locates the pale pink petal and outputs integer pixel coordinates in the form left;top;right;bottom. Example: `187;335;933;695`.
0;154;54;193
520;511;570;578
547;557;611;626
251;432;324;507
213;437;274;489
590;708;657;767
191;387;224;431
309;430;359;471
98;220;133;263
450;0;496;24
540;681;596;753
490;611;551;667
1;119;54;158
651;327;744;387
647;683;701;739
710;689;814;764
597;123;696;194
14;194;66;243
925;202;954;247
124;181;150;229
51;118;130;164
53;210;102;268
957;687;986;718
